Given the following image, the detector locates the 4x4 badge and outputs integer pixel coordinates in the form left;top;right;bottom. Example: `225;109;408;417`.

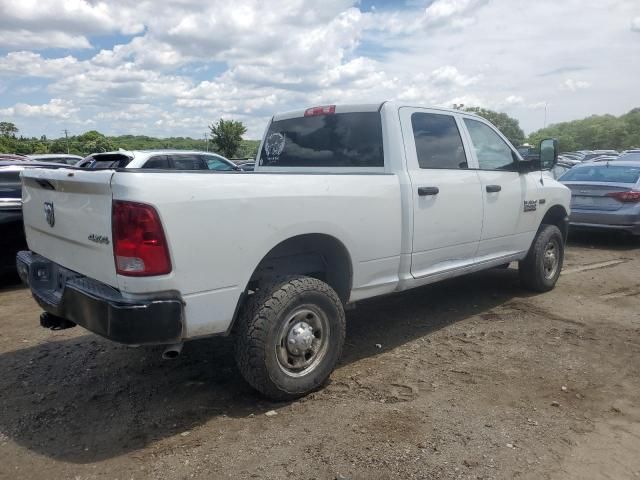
44;201;55;227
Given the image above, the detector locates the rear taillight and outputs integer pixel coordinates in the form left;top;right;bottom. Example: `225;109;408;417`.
112;200;171;276
304;105;336;117
606;191;640;203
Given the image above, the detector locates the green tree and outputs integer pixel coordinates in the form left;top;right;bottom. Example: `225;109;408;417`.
0;121;19;138
209;119;247;158
527;108;640;152
74;130;115;155
464;107;526;147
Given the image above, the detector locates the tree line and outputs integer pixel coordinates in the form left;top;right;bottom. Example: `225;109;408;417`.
2;108;640;160
0;119;259;159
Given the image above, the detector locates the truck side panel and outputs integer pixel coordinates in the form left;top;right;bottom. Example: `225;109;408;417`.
110;171;403;337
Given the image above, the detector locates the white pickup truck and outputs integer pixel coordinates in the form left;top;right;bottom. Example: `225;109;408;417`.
18;102;571;399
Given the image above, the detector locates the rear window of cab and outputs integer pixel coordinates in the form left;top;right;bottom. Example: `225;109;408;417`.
259;112;384;168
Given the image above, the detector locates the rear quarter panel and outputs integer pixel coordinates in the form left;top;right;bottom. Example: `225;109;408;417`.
111;171;403;337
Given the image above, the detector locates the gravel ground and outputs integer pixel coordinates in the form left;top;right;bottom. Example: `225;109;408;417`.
0;231;638;480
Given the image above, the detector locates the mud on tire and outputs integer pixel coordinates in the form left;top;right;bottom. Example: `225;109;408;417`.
234;275;346;400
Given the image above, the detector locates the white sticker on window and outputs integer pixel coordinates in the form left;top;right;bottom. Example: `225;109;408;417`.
264;132;286;164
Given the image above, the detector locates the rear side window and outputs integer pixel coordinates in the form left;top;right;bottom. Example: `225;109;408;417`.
560;165;640;184
259;112;384;167
411;113;467;169
142;156;170;169
169;154;207;170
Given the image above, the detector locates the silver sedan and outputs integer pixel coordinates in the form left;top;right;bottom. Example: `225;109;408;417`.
559;159;640;236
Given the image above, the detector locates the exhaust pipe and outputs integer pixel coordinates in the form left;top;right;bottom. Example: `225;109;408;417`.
162;342;183;360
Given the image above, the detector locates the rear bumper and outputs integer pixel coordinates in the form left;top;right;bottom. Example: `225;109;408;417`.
569;210;640;235
569;221;640;235
16;251;184;345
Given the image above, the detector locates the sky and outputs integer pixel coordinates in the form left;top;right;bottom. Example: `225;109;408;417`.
0;0;639;140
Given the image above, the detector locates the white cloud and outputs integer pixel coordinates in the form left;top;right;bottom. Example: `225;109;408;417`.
429;65;480;87
424;0;489;26
632;16;640;32
0;99;78;119
561;78;591;91
0;0;639;139
0;30;91;49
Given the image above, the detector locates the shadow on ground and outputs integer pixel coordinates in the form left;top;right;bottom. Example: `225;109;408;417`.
567;229;639;251
0;267;534;464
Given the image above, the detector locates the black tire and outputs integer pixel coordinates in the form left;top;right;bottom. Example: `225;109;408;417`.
519;224;564;292
234;275;346;400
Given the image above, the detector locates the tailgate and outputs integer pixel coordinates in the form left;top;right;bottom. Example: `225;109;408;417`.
21;168;118;287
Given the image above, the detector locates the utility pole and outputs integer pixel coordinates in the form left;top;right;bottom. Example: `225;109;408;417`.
543;102;548;129
204;132;209;152
63;129;70;154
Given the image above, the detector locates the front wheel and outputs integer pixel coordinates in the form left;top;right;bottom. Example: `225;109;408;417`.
519;224;564;292
234;275;346;400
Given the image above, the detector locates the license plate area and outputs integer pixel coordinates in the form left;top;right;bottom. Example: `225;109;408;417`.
29;260;81;305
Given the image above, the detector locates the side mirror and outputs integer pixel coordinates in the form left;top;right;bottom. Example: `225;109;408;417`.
539;138;558;170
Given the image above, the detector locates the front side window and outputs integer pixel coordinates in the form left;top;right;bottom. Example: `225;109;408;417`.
411;112;467;169
464;119;518;171
258;112;384;167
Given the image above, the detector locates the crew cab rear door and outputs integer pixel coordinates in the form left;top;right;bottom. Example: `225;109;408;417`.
399;107;483;278
21;168;118;287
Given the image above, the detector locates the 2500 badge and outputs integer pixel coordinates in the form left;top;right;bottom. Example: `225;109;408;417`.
523;200;538;212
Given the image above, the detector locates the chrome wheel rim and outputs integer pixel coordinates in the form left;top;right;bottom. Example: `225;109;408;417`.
543;238;560;279
275;306;330;378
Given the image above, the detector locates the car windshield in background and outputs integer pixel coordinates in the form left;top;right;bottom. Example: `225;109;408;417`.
560;165;640;184
259;112;384;167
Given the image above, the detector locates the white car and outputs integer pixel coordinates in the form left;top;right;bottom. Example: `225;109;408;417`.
82;149;240;171
18;102;571;399
27;154;83;165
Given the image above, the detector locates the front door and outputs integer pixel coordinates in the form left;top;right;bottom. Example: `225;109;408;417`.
461;117;541;259
400;107;484;278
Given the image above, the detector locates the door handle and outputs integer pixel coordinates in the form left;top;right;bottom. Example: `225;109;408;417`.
486;185;502;193
418;186;439;196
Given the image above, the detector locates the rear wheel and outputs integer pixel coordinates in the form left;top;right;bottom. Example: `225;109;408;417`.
235;275;346;400
519;224;564;292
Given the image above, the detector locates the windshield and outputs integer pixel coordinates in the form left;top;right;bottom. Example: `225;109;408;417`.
259;112;383;167
560;165;640;184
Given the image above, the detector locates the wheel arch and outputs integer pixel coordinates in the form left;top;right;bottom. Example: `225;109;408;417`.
227;233;354;335
540;204;569;242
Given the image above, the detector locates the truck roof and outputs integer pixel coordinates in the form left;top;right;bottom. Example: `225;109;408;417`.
272;101;483;121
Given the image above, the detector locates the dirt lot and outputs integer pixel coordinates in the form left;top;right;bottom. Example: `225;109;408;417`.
0;232;639;480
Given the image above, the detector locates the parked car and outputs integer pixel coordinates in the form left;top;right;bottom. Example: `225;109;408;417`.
0;160;61;275
0;154;28;161
619;152;640;161
82;150;240;171
238;161;255;171
17;102;570;399
27;154;83;165
559;160;640;236
550;161;573;179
